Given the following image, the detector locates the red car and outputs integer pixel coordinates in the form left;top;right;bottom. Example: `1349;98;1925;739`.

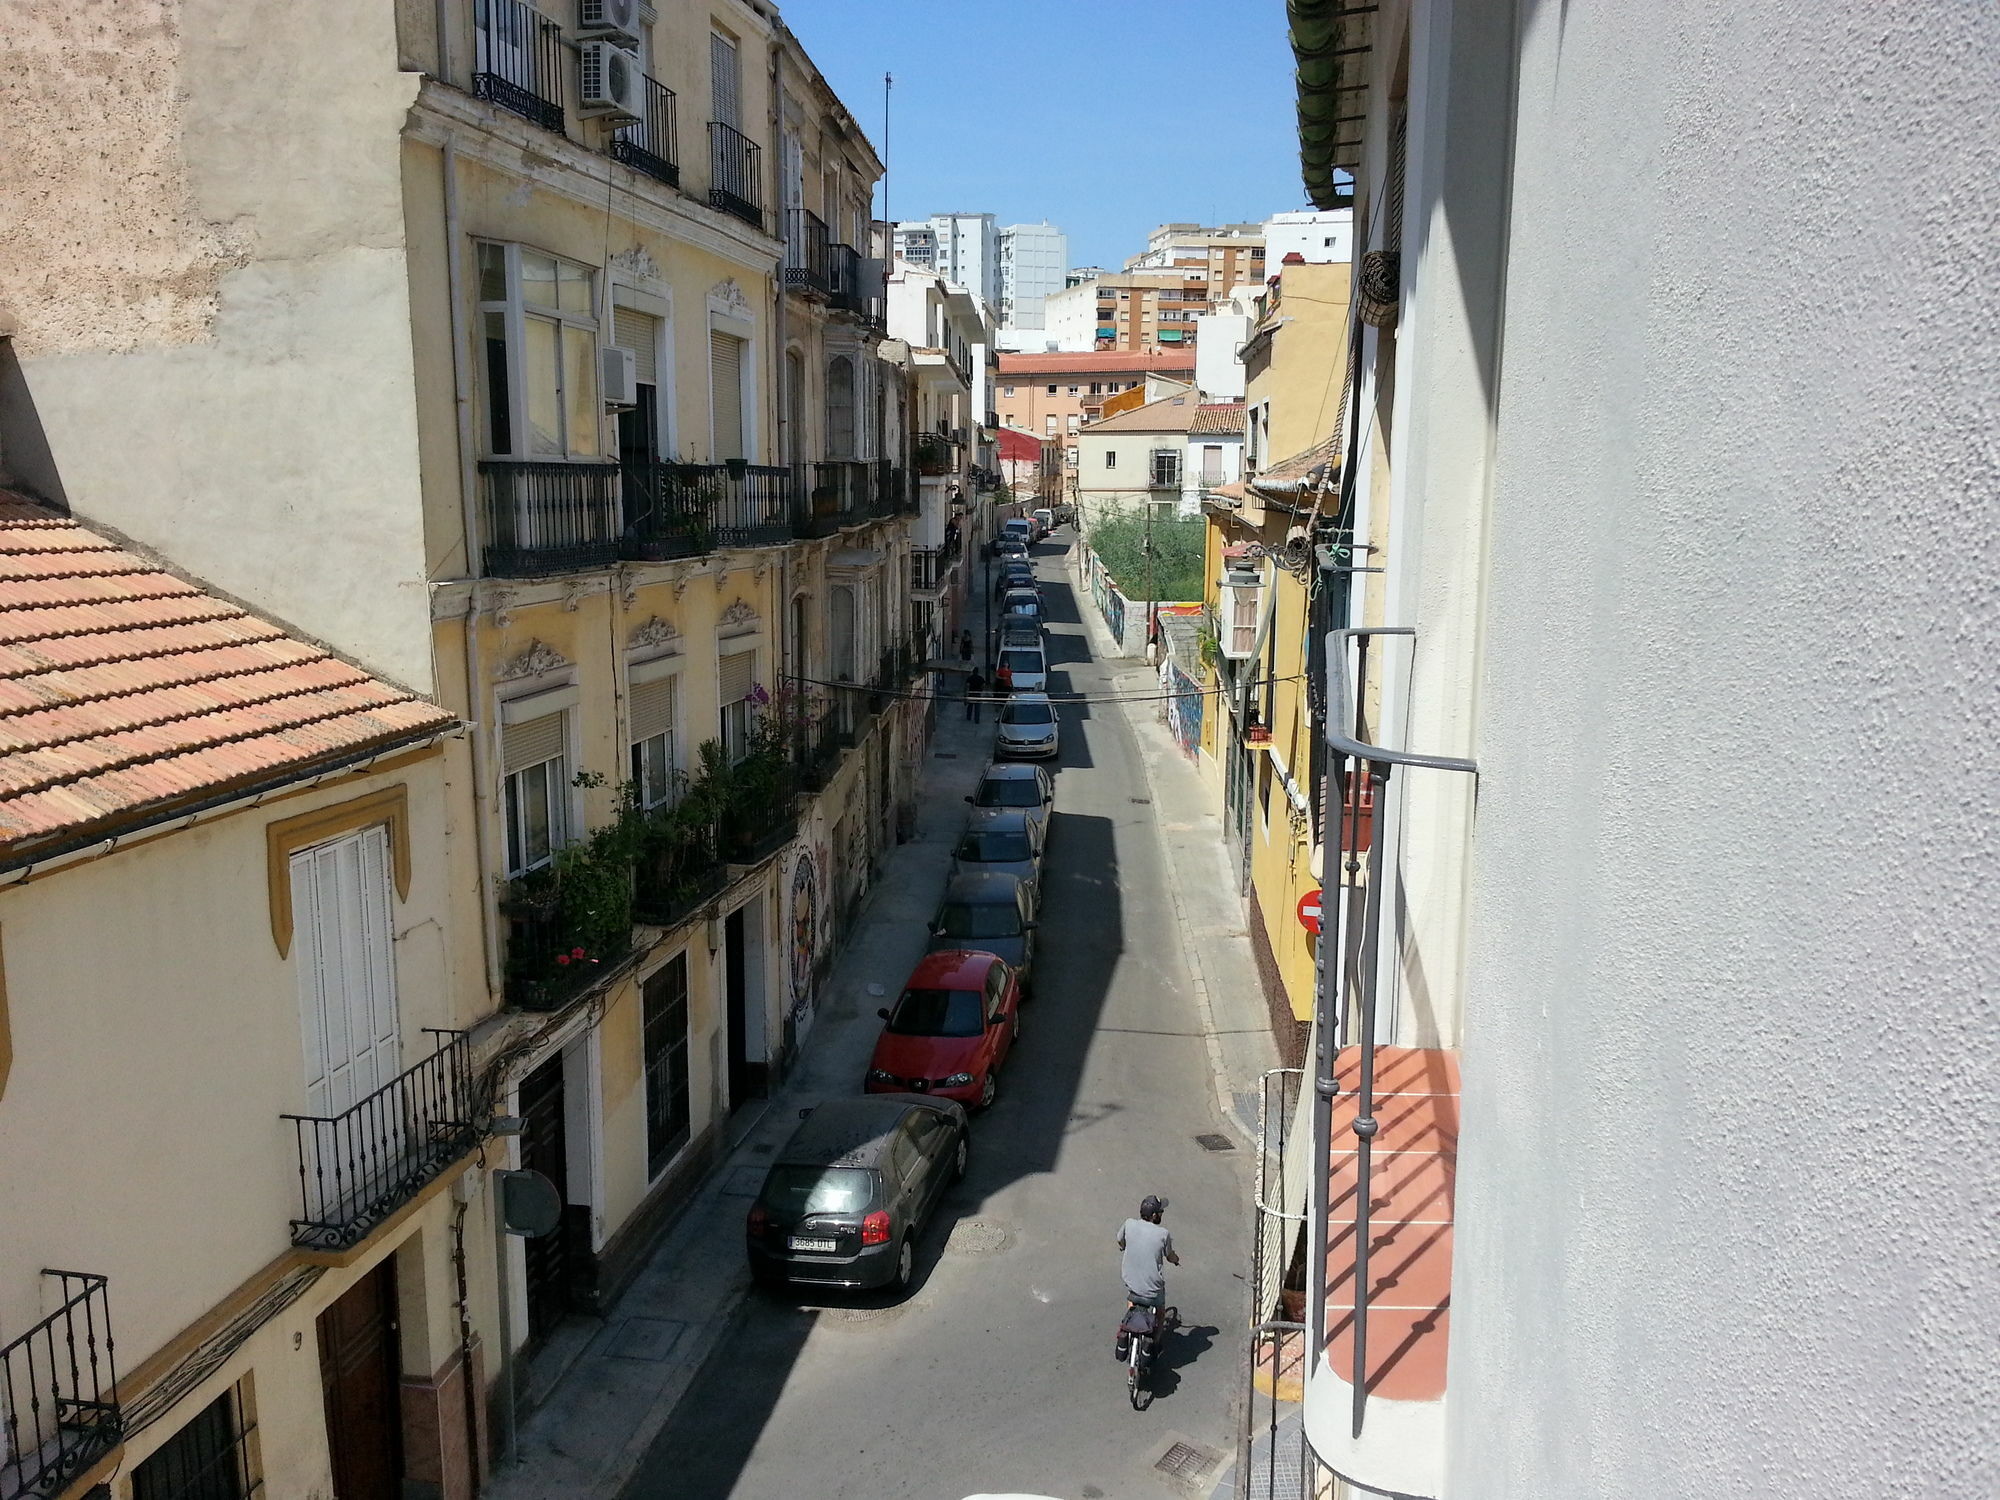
864;951;1022;1109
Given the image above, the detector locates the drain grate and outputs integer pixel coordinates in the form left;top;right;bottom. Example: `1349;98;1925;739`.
1130;796;1153;805
934;751;959;758
1155;1440;1222;1484
1195;1132;1236;1152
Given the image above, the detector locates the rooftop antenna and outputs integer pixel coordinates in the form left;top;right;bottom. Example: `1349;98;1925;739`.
882;72;893;236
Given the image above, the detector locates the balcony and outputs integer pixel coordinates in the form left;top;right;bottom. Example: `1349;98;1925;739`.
632;805;727;929
473;0;564;134
479;460;623;576
914;433;961;478
783;208;832;295
609;75;679;187
793;460;872;537
620;461;710;561
826;243;883;321
502;890;634;1011
0;1272;119;1500
281;1032;479;1251
674;462;793;547
707;121;763;231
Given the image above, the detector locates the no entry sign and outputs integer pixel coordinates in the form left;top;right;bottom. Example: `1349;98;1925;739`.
1297;888;1324;936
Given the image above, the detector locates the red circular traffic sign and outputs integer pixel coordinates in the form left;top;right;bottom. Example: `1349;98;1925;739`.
1297;888;1324;936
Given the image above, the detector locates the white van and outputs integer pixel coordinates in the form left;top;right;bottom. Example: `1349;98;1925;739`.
997;644;1048;693
1031;507;1055;537
1001;517;1035;544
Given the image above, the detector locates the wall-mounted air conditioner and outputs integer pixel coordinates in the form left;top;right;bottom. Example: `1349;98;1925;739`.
578;0;642;48
601;346;638;408
579;40;642;121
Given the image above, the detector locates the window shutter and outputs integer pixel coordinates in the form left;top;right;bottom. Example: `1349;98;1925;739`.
630;675;675;744
291;826;399;1121
614;307;659;387
710;331;746;460
710;32;740;127
718;650;756;705
503;711;566;774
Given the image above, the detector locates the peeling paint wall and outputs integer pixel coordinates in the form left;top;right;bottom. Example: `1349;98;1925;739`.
1443;0;2000;1494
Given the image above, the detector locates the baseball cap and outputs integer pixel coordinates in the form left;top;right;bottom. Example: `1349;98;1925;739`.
1140;1195;1168;1215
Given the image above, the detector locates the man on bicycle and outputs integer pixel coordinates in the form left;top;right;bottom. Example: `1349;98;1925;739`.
1114;1195;1179;1358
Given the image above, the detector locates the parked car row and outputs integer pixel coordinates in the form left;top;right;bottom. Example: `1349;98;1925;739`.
746;759;1059;1295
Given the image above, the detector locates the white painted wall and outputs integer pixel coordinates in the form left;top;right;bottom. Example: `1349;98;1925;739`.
1402;1;2000;1495
1194;312;1250;400
1043;280;1101;353
1263;209;1353;265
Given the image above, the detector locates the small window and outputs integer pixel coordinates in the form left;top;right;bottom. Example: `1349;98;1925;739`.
1046;384;1057;395
1002;385;1016;396
132;1383;261;1500
629;673;678;808
719;648;758;760
1067;385;1079;395
1104;449;1117;469
1067;414;1080;433
503;711;569;875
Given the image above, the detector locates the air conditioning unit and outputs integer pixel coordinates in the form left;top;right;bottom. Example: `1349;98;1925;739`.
601;345;637;408
578;0;641;47
579;40;642;120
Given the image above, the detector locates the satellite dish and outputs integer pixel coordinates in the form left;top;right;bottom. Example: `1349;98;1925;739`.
498;1169;563;1238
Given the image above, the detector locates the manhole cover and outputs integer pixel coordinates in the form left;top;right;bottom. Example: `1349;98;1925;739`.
1195;1133;1236;1152
598;1316;685;1362
721;1166;765;1196
1155;1439;1223;1485
944;1219;1013;1257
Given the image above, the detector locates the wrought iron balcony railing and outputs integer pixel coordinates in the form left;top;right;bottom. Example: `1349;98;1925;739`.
663;462;794;547
281;1032;478;1250
784;208;832;295
473;0;564;134
479;460;623;576
707;122;763;231
826;243;884;322
620;461;710;561
910;546;952;593
0;1272;119;1500
610;75;679;186
793;460;873;537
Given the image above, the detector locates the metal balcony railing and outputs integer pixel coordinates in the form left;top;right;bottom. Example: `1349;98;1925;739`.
621;461;710;561
0;1272;119;1500
910;546;951;593
281;1033;478;1251
473;0;564;133
479;460;623;576
610;75;679;186
784;208;832;294
707;122;763;230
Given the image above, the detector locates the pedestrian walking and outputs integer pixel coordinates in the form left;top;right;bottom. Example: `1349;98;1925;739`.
964;669;986;721
958;630;973;662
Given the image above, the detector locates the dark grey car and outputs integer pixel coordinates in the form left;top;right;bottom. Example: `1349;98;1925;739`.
967;761;1054;842
925;871;1039;990
951;808;1045;893
745;1095;968;1292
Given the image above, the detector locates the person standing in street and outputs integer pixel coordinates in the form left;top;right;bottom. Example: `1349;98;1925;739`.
965;669;986;721
958;630;973;662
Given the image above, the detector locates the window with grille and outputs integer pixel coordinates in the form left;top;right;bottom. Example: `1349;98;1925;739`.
629;672;678;808
502;711;569;875
477;242;600;459
1150;449;1181;488
643;953;692;1175
132;1384;261;1500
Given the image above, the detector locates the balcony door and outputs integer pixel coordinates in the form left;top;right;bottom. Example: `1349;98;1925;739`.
615;306;662;526
292;826;400;1121
710;330;747;461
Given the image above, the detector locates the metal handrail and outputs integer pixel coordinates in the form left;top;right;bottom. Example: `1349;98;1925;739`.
1314;624;1475;1442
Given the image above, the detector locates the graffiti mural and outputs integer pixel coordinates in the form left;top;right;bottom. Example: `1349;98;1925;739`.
1163;660;1204;760
788;849;819;1026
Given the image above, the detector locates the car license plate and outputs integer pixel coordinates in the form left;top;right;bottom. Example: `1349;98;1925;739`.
789;1236;837;1253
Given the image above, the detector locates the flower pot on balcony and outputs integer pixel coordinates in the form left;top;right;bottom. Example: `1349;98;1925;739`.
725;457;750;480
1244;725;1273;745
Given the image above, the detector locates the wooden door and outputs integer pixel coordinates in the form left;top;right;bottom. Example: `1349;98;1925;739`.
317;1261;402;1500
725;907;754;1110
519;1055;571;1343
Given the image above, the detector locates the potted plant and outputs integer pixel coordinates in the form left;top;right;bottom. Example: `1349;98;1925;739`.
724;456;750;480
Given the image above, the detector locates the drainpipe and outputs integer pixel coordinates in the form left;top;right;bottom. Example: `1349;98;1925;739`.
442;134;504;999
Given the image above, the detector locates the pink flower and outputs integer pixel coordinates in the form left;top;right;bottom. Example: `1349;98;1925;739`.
570;946;587;959
555;954;571;967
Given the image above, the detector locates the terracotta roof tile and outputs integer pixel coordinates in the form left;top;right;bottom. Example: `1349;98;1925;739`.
0;494;456;858
1189;402;1247;435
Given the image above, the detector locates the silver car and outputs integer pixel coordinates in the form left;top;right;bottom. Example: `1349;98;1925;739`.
966;762;1054;842
995;693;1059;759
950;807;1045;893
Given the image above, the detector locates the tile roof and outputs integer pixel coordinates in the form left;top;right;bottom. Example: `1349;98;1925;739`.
1209;434;1341;503
0;494;455;859
1084;393;1200;434
1189;402;1247;435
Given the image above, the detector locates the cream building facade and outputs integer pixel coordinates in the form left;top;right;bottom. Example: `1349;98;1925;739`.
0;2;918;1494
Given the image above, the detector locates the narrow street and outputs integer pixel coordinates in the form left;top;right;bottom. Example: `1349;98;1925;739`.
620;535;1254;1500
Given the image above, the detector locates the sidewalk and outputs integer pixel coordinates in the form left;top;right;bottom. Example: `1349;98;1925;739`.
487;695;997;1500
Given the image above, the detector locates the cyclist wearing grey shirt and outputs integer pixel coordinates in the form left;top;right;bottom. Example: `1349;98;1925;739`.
1117;1195;1180;1308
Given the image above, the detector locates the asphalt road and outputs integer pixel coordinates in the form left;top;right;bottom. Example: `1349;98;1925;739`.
620;534;1253;1500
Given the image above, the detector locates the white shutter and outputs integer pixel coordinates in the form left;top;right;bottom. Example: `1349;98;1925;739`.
710;32;740;127
718;649;756;705
710;331;746;460
614;307;659;387
503;711;566;775
292;826;399;1119
630;674;676;743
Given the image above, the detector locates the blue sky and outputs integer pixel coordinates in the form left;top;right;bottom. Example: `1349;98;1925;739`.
779;0;1309;271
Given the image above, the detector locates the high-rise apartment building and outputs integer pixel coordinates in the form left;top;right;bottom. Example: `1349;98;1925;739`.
996;221;1069;349
892;212;1000;314
1126;221;1268;303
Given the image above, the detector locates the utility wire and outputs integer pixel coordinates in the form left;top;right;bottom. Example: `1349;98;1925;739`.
776;669;1308;708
